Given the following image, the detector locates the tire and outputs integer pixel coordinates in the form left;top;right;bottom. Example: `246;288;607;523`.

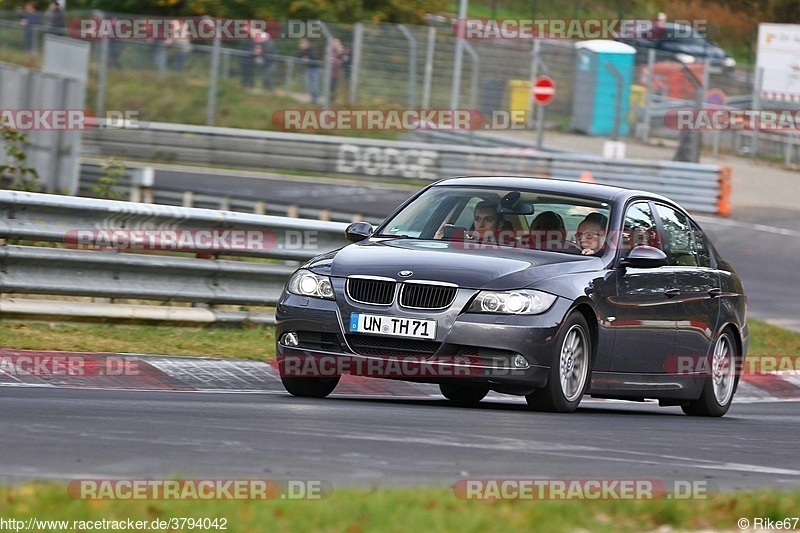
280;376;340;398
439;382;489;406
526;312;592;413
682;330;737;417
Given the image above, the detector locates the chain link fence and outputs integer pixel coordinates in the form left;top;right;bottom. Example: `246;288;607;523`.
3;12;799;166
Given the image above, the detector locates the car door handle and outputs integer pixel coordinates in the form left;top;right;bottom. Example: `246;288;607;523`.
708;287;722;298
664;288;681;298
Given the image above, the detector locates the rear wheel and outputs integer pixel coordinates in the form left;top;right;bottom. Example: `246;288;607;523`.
439;382;489;406
526;312;591;413
281;376;340;398
682;330;737;417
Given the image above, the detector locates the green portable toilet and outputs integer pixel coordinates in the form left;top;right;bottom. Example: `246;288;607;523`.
570;40;636;136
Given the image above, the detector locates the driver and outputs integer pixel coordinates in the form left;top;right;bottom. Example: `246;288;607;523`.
470;200;505;243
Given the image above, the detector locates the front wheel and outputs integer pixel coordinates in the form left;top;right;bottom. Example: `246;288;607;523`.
526;312;592;413
682;330;738;417
281;376;340;398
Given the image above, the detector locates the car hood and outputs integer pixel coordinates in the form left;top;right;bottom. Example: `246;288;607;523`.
306;238;604;290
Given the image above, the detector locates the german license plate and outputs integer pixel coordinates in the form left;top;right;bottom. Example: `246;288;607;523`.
349;313;436;340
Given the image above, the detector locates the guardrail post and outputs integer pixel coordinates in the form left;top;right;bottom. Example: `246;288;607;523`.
130;167;155;204
319;209;330;221
287;205;299;218
182;191;194;207
254;201;265;215
219;197;230;211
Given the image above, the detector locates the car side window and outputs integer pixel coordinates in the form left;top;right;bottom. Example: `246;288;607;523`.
691;222;713;268
621;202;660;257
654;204;696;267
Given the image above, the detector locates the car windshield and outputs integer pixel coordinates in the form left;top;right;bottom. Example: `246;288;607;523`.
376;185;612;253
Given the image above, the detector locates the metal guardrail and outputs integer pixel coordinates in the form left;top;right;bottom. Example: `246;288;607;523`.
82;121;731;215
0;190;349;323
76;163;384;225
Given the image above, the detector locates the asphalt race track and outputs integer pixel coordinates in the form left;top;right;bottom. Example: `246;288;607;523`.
1;385;799;490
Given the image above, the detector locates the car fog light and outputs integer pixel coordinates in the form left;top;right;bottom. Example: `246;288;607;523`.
513;355;529;368
282;332;299;347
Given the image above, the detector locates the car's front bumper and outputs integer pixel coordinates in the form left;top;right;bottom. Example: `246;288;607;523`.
275;291;572;394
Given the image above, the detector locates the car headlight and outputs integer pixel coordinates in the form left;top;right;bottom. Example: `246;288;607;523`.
723;57;736;67
467;290;557;315
675;53;696;64
287;270;335;300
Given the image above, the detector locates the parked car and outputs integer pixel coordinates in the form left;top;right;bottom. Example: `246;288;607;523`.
619;22;737;73
276;177;747;416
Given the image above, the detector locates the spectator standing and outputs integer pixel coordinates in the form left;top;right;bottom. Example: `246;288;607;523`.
172;20;192;71
20;3;41;55
46;1;66;33
340;44;352;85
149;20;172;72
259;32;277;91
329;39;344;104
298;39;321;104
240;27;256;89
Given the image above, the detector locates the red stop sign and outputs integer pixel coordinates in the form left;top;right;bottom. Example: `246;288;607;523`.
533;76;556;106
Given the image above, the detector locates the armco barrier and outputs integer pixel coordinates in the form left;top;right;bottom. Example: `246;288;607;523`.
76;162;383;225
0;190;349;323
81;122;731;215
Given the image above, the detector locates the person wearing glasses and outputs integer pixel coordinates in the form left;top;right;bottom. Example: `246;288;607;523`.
576;212;608;255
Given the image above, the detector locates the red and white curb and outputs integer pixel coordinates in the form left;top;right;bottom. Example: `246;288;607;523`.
1;349;799;403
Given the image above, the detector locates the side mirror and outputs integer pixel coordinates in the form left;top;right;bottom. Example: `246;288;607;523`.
345;222;374;243
619;245;668;269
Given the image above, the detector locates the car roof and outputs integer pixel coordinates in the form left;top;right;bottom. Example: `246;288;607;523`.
431;175;676;207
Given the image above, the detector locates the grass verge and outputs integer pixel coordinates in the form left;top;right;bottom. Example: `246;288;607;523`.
1;483;800;532
0;321;275;360
0;319;796;361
